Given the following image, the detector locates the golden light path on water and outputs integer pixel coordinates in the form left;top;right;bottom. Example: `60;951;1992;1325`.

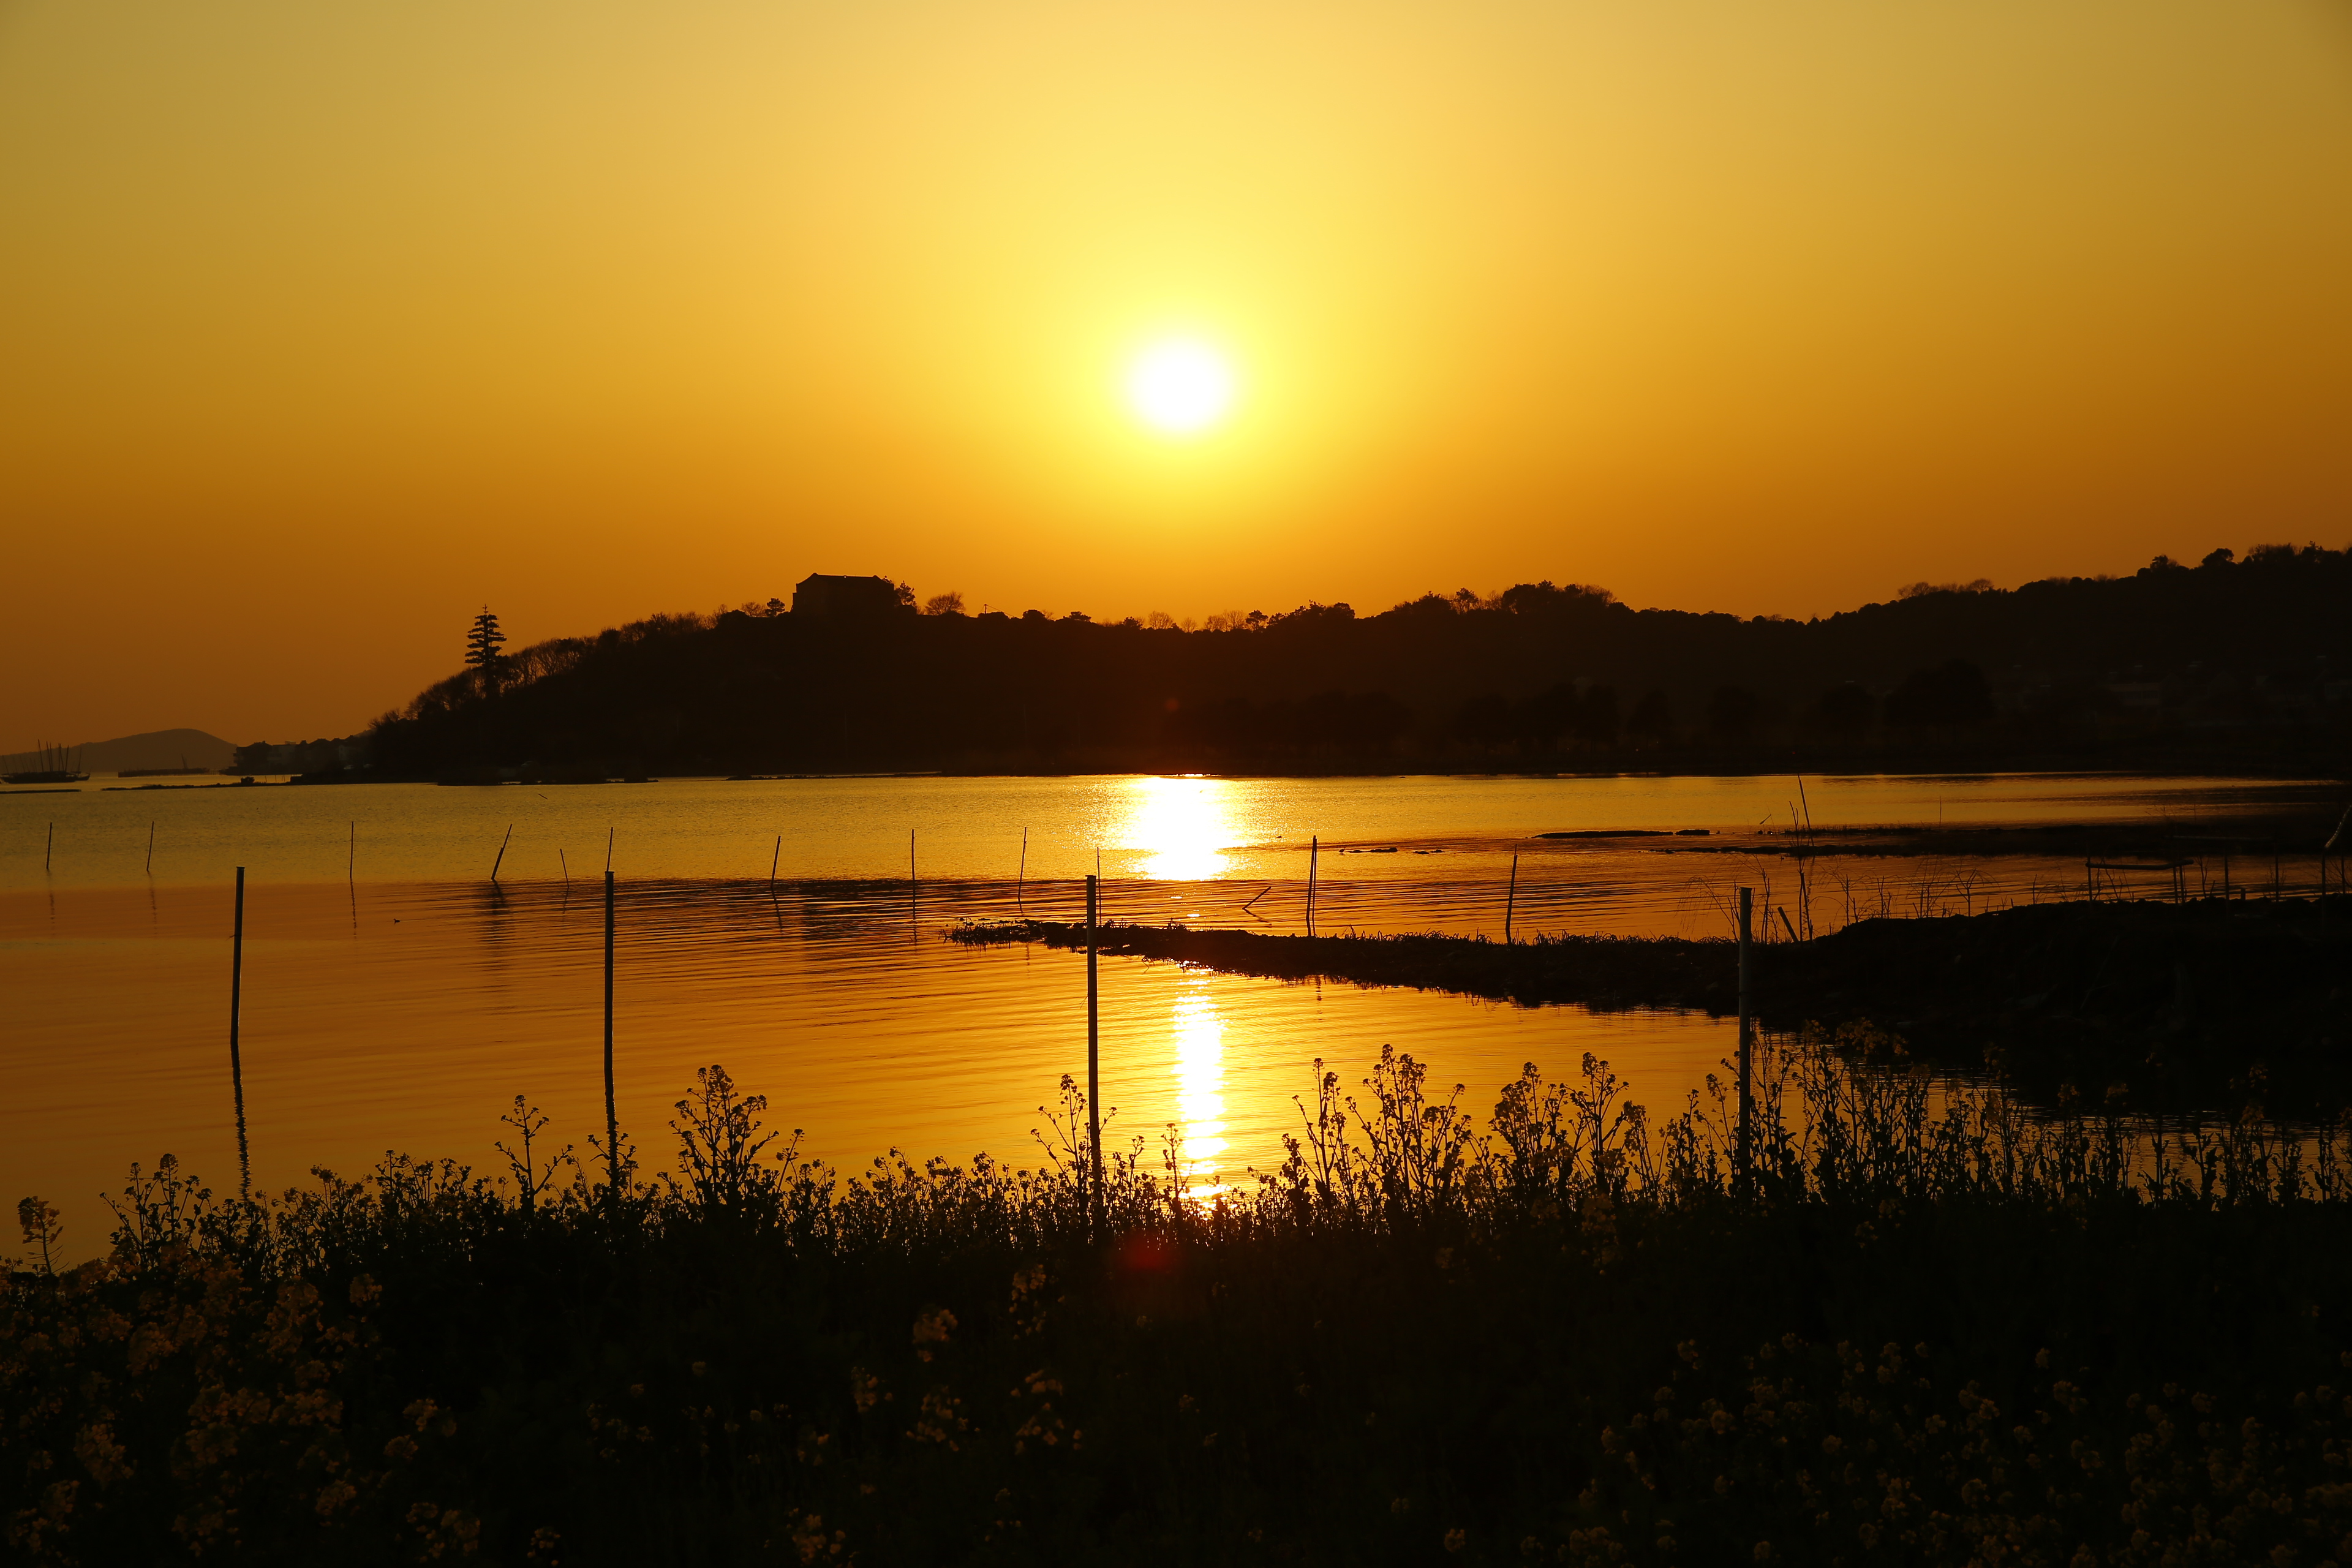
1118;775;1244;883
1119;780;1242;1197
1170;986;1230;1196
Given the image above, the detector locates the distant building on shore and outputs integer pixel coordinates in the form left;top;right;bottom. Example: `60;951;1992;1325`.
792;573;910;618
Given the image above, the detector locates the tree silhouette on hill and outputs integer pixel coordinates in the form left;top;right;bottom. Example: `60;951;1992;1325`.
464;608;507;670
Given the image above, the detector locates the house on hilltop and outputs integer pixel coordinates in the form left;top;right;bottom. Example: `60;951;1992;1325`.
791;573;912;618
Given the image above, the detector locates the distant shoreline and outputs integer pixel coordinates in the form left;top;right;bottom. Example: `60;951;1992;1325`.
69;757;2352;787
2;761;2343;801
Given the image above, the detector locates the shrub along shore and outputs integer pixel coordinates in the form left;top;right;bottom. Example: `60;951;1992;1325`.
8;1039;2352;1567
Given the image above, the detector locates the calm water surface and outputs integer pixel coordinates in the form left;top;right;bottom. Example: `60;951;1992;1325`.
0;770;2311;891
2;772;2321;1259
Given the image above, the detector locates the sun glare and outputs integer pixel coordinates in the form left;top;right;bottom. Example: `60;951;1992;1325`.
1126;339;1235;437
1122;775;1237;880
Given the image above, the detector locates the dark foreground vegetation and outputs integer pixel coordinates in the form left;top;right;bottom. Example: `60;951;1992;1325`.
346;543;2352;778
10;1047;2352;1566
954;894;2352;1120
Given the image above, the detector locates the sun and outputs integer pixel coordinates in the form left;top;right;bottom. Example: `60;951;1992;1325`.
1125;339;1236;437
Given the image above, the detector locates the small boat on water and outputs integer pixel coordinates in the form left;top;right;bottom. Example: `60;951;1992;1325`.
2;741;89;786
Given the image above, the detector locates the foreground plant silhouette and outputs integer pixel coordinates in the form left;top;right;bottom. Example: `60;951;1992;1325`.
7;1046;2351;1566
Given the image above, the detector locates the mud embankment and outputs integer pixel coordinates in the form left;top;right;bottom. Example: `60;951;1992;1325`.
951;897;2352;1116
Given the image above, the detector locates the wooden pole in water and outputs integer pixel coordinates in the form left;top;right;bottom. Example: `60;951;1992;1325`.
1736;886;1753;1187
146;821;155;877
1085;873;1102;1225
910;829;917;908
605;827;614;875
347;821;355;885
603;870;619;1217
1017;827;1028;915
491;824;513;884
560;848;570;884
1504;852;1518;943
2329;807;2350;922
1307;835;1319;935
770;835;780;888
2323;804;2342;912
230;866;251;1199
45;822;52;873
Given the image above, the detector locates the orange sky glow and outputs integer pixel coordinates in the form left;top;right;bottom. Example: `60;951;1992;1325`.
4;0;2349;747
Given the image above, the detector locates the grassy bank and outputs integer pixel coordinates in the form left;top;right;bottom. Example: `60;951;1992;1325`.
951;896;2352;1117
9;1047;2352;1566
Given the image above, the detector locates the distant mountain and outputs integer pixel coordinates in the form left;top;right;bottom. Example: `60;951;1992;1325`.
368;545;2352;779
1;728;236;776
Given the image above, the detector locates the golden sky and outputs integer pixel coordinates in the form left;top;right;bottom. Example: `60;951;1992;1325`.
4;0;2348;746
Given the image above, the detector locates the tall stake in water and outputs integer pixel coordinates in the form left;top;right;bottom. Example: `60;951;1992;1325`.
770;835;781;888
45;822;53;873
229;866;251;1199
1017;827;1028;915
1306;835;1319;935
2326;805;2350;922
146;821;156;878
1085;873;1102;1224
603;870;619;1217
1736;886;1753;1186
347;821;355;885
1504;852;1518;943
491;824;513;884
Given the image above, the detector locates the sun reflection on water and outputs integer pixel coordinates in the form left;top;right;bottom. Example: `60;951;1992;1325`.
1122;776;1238;882
1169;987;1229;1196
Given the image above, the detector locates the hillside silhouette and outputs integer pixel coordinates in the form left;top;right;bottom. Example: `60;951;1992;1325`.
365;546;2352;779
0;728;235;777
